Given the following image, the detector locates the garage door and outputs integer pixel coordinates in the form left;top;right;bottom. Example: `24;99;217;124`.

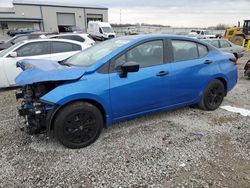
87;14;103;23
57;13;76;26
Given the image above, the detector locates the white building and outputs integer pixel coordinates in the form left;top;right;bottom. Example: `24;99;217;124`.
0;0;108;37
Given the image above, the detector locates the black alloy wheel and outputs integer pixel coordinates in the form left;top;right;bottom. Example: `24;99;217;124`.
199;79;225;111
54;102;103;149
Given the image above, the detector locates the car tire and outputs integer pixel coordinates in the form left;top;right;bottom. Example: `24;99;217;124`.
53;102;103;149
198;79;225;111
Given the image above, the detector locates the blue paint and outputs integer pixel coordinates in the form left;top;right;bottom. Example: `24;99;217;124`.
16;59;87;85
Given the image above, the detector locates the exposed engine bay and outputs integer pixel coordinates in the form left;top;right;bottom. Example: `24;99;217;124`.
16;82;60;135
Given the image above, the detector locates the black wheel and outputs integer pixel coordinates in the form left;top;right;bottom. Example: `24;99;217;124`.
199;79;225;111
54;102;103;149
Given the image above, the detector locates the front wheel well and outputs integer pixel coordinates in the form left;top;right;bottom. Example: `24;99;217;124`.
49;99;107;132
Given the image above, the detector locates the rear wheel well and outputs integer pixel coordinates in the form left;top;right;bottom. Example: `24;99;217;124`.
215;78;227;96
50;99;107;131
233;53;238;59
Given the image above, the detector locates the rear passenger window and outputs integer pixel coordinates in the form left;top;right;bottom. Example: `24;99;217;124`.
73;44;81;51
220;40;231;48
210;40;219;48
57;35;85;43
51;42;81;53
172;40;209;62
71;36;85;42
172;40;199;62
198;44;208;57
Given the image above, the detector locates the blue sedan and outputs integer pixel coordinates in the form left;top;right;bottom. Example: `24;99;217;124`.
16;35;238;148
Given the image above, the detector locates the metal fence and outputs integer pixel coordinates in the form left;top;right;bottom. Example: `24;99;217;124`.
113;25;225;37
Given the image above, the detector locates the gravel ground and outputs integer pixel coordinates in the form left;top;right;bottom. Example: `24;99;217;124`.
0;52;250;188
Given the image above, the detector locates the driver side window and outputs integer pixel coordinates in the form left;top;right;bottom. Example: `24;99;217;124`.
114;40;164;70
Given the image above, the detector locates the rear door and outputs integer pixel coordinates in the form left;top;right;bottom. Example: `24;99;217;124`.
169;39;219;105
49;41;82;61
3;41;50;85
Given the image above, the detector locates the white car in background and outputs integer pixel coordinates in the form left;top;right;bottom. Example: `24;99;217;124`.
189;30;216;39
49;33;95;46
0;38;91;88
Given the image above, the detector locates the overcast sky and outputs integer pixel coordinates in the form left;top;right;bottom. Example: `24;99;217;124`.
1;0;250;27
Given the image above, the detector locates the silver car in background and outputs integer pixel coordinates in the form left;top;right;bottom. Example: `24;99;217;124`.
203;39;245;59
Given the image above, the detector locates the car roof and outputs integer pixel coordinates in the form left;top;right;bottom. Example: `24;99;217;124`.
13;33;44;37
21;38;87;46
118;34;205;42
50;33;89;37
203;38;227;41
115;34;217;52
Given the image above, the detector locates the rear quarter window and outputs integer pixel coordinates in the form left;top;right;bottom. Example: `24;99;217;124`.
210;40;220;48
220;40;231;48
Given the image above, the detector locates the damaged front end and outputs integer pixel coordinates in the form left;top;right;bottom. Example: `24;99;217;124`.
15;59;87;135
16;82;59;135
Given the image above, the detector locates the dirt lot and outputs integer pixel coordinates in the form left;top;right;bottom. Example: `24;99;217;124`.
0;52;249;188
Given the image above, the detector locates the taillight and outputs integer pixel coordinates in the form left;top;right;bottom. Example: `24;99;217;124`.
229;57;237;65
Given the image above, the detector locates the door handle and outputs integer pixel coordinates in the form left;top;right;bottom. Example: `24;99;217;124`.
156;71;169;77
204;60;213;64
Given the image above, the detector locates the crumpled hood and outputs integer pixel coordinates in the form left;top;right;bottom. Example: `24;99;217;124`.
15;59;86;85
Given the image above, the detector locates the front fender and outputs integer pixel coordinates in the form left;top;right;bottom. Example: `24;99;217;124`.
40;74;112;126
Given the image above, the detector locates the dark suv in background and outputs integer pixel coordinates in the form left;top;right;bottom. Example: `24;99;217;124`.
7;28;38;37
0;33;47;51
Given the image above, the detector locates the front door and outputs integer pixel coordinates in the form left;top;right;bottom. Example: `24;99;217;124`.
109;40;173;120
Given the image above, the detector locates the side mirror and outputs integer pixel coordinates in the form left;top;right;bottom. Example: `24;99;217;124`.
9;51;17;58
120;61;139;78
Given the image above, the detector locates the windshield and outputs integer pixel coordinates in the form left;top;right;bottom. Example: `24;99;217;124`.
101;26;114;33
64;38;131;67
0;42;22;57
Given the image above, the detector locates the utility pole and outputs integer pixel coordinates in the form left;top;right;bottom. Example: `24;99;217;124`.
120;9;122;25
